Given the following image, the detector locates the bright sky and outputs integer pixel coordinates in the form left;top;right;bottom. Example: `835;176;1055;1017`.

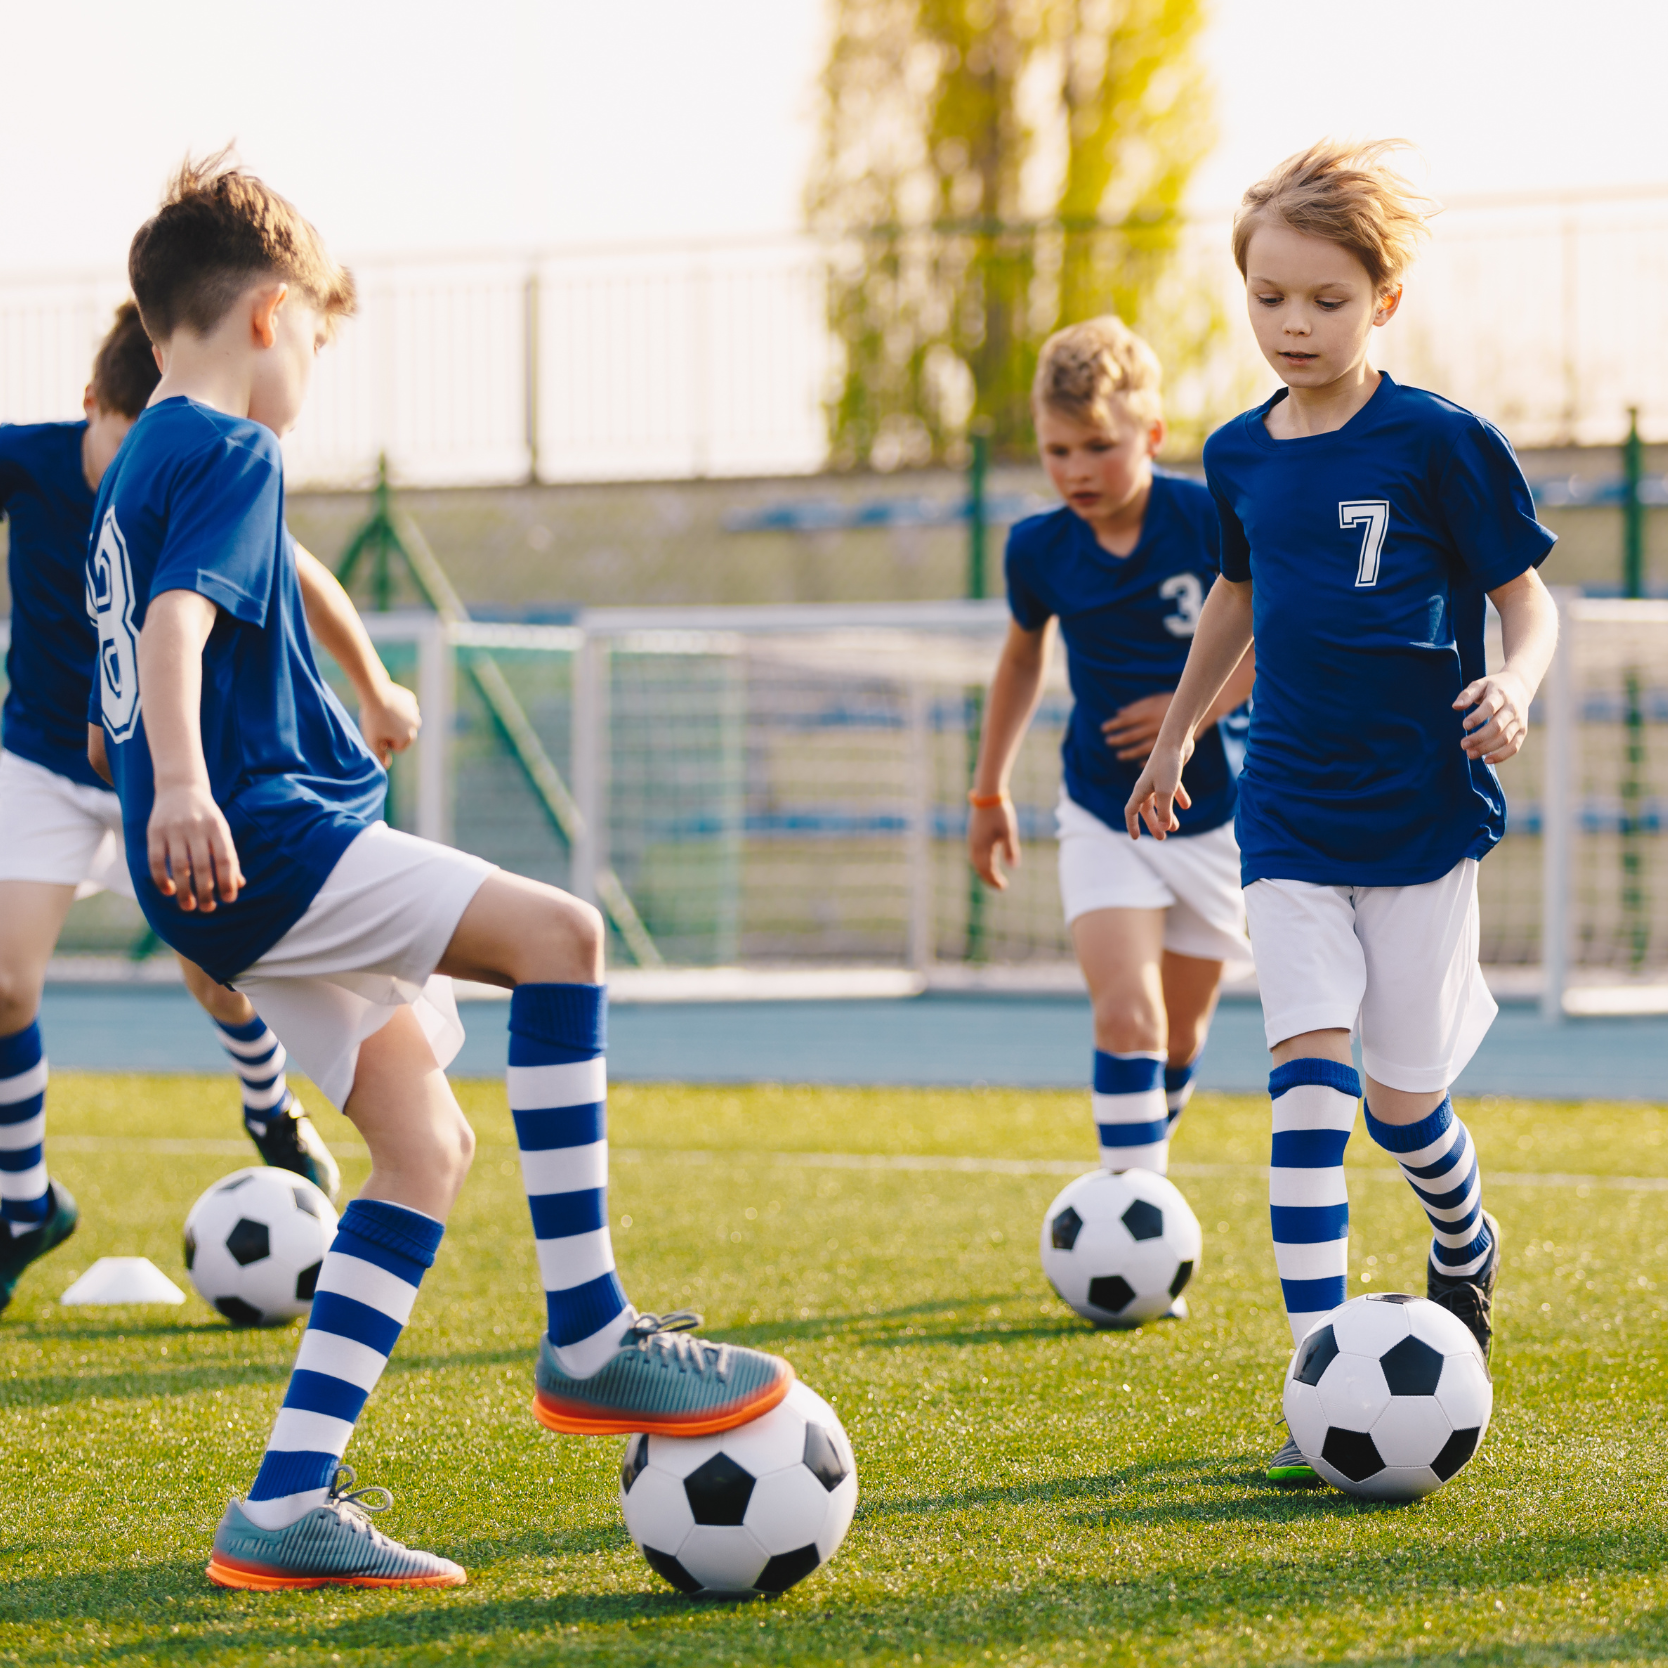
0;0;1663;272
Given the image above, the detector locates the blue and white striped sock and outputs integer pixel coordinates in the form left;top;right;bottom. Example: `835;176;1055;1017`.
1164;1060;1198;1132
508;983;633;1379
1270;1059;1359;1345
0;1022;49;1236
1093;1050;1170;1174
211;1013;295;1137
243;1198;443;1529
1366;1096;1493;1278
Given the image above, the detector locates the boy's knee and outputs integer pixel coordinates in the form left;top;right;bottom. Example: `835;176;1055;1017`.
0;966;43;1036
518;889;603;985
1092;991;1165;1056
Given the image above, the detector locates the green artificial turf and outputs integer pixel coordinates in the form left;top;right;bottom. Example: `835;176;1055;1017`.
2;1075;1666;1666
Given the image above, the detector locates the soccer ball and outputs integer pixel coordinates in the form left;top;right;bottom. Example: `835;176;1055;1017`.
1282;1292;1493;1500
183;1167;338;1327
619;1380;858;1596
1039;1169;1202;1327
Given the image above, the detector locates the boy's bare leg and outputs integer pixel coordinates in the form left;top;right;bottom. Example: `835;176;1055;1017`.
178;952;341;1199
344;1006;475;1220
1272;1030;1444;1123
0;882;78;1258
1072;908;1187;1173
435;871;604;988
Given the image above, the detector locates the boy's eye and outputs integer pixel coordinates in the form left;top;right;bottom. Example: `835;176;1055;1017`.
1315;299;1344;312
1254;292;1282;307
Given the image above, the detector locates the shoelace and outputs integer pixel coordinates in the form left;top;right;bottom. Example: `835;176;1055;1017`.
628;1309;732;1381
321;1465;394;1538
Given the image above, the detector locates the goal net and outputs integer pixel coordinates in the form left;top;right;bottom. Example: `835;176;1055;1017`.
10;593;1665;1010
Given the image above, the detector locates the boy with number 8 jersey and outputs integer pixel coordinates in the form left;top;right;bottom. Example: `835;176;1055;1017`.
88;152;791;1590
1125;141;1559;1484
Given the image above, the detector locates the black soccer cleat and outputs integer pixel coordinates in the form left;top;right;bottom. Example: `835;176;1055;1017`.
245;1102;342;1203
1426;1209;1500;1365
0;1179;79;1316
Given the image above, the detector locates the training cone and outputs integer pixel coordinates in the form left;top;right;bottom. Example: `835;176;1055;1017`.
60;1257;186;1306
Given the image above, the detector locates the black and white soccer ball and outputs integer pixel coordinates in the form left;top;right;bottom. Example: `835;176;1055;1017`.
619;1380;858;1596
1039;1169;1202;1327
1283;1292;1493;1500
183;1167;338;1327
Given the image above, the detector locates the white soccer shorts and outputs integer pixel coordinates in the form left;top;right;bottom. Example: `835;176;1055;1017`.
234;823;495;1111
0;749;134;899
1056;791;1251;965
1245;858;1498;1094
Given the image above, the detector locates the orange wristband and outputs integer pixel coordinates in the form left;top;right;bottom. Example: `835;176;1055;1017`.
967;790;1010;810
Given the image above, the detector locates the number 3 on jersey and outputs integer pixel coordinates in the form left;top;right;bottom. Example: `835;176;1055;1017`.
1339;499;1389;588
1158;572;1204;637
90;508;142;741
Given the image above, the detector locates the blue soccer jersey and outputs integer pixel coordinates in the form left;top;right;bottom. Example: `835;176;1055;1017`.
0;421;108;790
1203;374;1556;888
86;397;386;982
1005;470;1240;836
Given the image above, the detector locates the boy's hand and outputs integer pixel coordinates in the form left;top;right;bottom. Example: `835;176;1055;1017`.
968;798;1020;890
1101;692;1173;762
1454;670;1531;764
360;679;422;766
148;783;245;912
1124;742;1193;842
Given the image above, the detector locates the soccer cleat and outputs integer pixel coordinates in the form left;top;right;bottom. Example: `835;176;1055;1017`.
245;1102;341;1203
1267;1429;1323;1487
0;1180;79;1317
205;1466;465;1590
1427;1209;1500;1365
533;1308;794;1436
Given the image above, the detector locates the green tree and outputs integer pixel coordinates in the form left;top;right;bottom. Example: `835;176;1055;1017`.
808;0;1215;466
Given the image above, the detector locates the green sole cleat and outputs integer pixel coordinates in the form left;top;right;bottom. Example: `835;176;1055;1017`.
206;1467;464;1590
246;1102;341;1203
0;1180;78;1316
1267;1431;1323;1487
534;1309;793;1436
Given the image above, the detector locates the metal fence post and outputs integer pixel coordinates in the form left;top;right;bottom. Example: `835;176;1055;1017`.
524;267;542;486
415;615;454;846
906;680;935;972
571;633;608;905
1540;589;1575;1022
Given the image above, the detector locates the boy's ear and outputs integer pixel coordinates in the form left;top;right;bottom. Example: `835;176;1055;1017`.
1374;284;1404;327
82;382;97;421
1146;415;1167;457
251;282;290;349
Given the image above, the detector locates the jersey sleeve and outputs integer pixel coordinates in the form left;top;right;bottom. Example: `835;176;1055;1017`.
1207;481;1250;583
1003;524;1053;631
1437;418;1556;590
149;432;283;626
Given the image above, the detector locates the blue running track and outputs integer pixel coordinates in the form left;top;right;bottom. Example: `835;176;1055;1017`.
35;985;1668;1102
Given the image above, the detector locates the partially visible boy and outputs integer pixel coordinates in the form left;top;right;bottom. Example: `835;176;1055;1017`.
1126;141;1559;1482
0;302;403;1313
969;318;1254;1263
90;154;790;1590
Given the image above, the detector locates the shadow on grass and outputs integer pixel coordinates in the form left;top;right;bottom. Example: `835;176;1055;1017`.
5;1543;1667;1667
709;1296;1083;1352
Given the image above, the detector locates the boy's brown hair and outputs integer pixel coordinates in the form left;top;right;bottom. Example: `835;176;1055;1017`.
1232;139;1435;295
1032;316;1163;430
128;148;356;342
89;300;160;418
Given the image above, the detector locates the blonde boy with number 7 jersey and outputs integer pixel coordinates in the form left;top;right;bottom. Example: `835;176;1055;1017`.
1126;141;1559;1485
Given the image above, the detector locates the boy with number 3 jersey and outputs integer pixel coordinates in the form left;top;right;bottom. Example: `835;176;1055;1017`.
970;319;1254;1250
1125;141;1559;1483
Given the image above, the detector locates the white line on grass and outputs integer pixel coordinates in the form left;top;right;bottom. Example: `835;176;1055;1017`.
48;1135;1668;1191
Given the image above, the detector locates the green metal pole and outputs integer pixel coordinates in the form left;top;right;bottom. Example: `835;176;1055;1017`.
1624;406;1644;600
964;421;993;963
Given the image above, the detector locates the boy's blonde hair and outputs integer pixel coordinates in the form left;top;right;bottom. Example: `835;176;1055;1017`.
1232;139;1435;295
128;148;356;341
1031;316;1163;430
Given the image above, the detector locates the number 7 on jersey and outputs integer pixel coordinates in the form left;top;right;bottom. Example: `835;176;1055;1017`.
1339;500;1389;588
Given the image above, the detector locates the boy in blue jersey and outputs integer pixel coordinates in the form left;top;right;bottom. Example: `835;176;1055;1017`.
0;303;390;1313
1126;141;1560;1483
88;154;790;1590
970;318;1254;1298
